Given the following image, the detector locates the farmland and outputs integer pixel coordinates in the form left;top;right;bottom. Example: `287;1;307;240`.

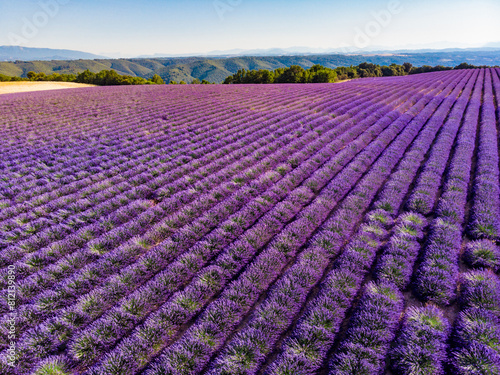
0;69;499;375
0;82;95;96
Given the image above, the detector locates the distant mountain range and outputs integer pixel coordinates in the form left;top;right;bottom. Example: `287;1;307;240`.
3;44;500;62
137;47;345;58
1;47;500;83
139;45;500;58
0;46;106;61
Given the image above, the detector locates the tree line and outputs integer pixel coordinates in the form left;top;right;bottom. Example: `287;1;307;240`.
223;62;487;84
0;69;218;85
0;62;490;86
0;70;167;85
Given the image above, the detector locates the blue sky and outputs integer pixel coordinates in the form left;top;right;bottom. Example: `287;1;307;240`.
0;0;499;57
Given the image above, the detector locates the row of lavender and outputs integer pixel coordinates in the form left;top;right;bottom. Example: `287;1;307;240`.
0;68;498;374
260;68;476;375
135;71;465;375
327;68;500;375
187;68;499;375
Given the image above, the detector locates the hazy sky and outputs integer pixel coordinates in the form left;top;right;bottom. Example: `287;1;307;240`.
0;0;499;57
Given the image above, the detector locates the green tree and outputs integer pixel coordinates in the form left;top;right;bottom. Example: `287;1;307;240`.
94;70;123;85
34;72;47;81
335;66;358;80
403;62;413;74
357;63;382;77
381;65;400;76
151;74;164;84
76;69;97;84
275;65;306;83
253;69;274;84
305;65;337;83
27;71;37;80
455;62;477;70
224;69;247;84
310;69;337;83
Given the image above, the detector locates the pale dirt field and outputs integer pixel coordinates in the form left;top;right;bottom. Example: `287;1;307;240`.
0;81;95;95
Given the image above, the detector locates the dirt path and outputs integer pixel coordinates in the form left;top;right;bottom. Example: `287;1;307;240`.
0;81;95;95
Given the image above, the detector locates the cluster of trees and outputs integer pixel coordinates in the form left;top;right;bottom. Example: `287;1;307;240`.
169;79;214;85
74;70;165;85
1;70;217;85
410;62;487;74
355;62;412;77
0;74;27;82
0;70;167;85
222;63;414;84
26;71;78;82
224;65;343;84
223;62;489;84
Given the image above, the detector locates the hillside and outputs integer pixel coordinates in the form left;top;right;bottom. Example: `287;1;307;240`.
1;50;499;83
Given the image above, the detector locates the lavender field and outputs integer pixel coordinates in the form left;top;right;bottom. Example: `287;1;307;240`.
1;69;499;375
